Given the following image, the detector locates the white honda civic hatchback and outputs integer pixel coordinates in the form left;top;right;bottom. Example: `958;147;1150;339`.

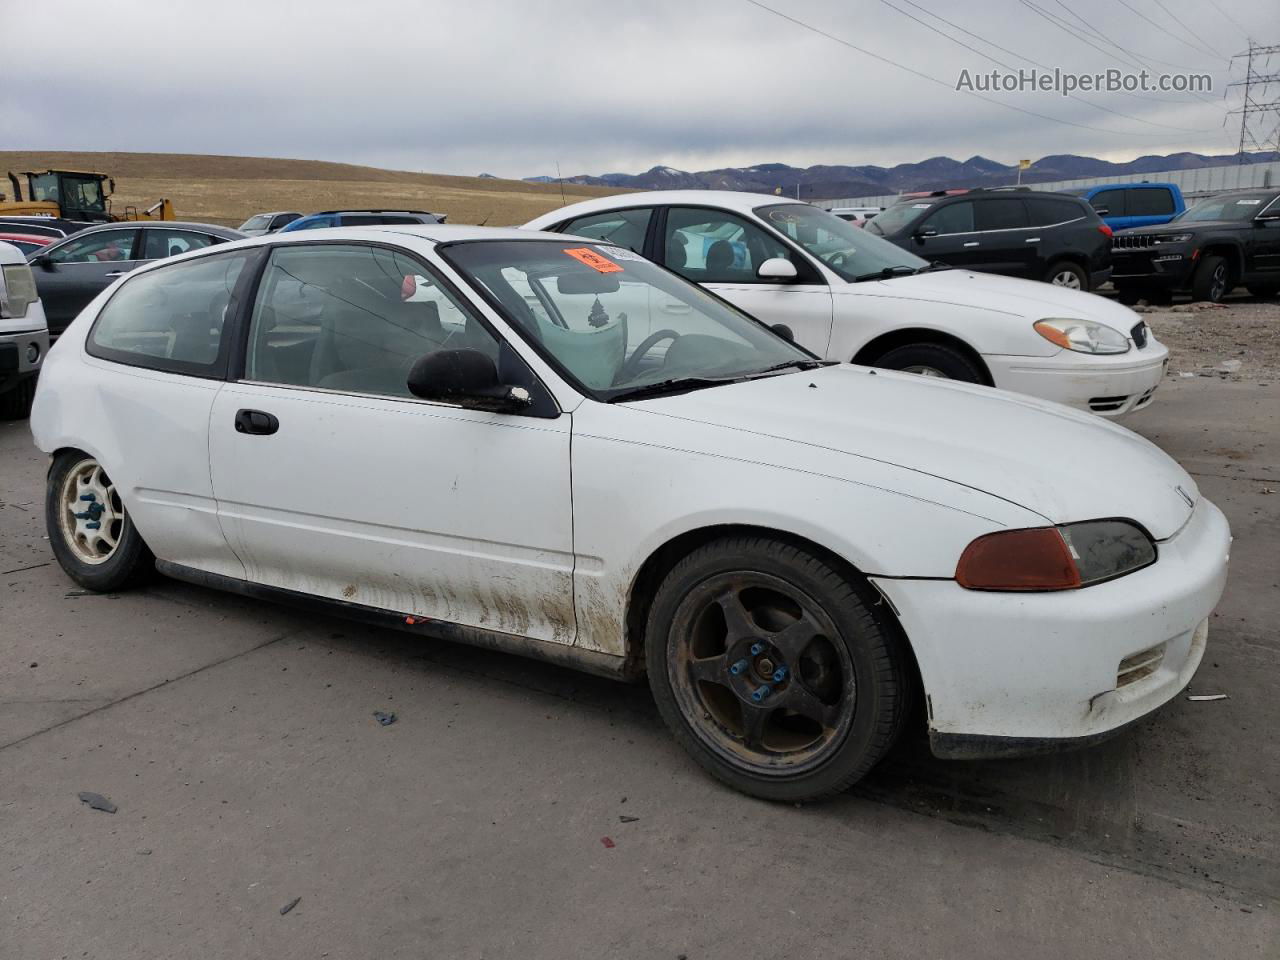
525;191;1168;417
31;226;1228;801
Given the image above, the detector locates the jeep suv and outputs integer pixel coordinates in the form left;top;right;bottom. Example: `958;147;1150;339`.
1111;189;1280;303
865;189;1113;291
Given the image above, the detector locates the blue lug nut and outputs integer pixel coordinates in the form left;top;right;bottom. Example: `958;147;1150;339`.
751;684;772;703
772;665;789;683
85;521;101;530
750;642;765;656
729;658;749;676
80;493;96;501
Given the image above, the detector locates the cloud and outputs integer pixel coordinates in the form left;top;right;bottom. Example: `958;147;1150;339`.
0;0;1265;177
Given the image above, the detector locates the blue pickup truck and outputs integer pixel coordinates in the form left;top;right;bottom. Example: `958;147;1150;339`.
1063;182;1186;230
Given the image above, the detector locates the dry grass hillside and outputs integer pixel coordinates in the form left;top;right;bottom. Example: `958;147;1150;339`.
0;151;627;228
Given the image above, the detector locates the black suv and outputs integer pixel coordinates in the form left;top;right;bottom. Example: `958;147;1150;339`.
1110;189;1280;303
864;189;1113;290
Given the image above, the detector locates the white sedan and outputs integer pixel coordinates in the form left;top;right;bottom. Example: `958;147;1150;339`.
31;225;1228;801
525;191;1167;417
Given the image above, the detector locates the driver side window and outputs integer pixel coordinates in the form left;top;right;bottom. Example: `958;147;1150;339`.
662;208;794;284
50;230;138;263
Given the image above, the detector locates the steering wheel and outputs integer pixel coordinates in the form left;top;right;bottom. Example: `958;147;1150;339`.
618;329;681;379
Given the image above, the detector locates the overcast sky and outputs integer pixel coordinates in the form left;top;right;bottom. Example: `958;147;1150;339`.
2;0;1274;177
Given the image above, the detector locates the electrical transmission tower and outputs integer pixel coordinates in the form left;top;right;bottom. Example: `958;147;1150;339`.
1228;41;1280;162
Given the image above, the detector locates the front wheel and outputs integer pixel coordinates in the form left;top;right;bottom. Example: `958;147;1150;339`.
646;537;908;802
45;450;153;591
871;341;985;383
1191;255;1230;303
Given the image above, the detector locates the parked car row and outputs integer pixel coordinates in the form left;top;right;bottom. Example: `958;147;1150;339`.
31;220;1230;802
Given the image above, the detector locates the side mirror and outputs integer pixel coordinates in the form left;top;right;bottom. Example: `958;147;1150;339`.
914;226;938;240
33;253;54;270
770;323;795;342
406;349;532;412
757;257;798;281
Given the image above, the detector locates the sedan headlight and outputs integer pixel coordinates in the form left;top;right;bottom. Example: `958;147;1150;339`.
0;263;38;319
956;520;1156;591
1034;318;1130;355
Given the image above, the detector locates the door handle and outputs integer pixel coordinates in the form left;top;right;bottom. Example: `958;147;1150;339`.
234;409;279;436
963;242;979;247
1024;237;1041;243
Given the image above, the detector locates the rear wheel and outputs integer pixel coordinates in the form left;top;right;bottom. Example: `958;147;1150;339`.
45;450;153;591
872;342;985;383
646;537;907;802
1191;255;1230;303
1045;260;1088;291
0;376;36;420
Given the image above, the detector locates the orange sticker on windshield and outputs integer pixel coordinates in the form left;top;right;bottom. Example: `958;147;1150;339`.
563;247;623;273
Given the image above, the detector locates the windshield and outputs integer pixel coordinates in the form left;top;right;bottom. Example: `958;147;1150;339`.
757;203;926;281
240;214;272;230
863;201;933;237
440;239;817;401
1173;193;1275;223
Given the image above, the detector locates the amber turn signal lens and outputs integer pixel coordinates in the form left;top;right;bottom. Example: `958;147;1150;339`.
955;527;1081;591
1032;320;1073;350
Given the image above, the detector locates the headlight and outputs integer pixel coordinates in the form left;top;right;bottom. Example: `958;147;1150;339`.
0;264;38;319
1153;233;1193;244
1034;318;1130;354
956;520;1156;591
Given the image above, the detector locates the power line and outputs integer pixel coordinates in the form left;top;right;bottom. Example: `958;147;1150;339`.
1203;0;1254;41
1115;0;1224;62
1151;0;1226;59
1049;0;1207;72
741;0;1207;140
876;0;1218;133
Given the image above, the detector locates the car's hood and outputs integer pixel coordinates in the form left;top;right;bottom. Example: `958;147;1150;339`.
629;364;1195;539
842;269;1140;330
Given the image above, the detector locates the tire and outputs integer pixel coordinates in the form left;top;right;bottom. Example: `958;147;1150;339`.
646;536;908;802
1191;255;1230;303
0;376;36;420
1247;285;1278;299
1114;286;1142;306
872;341;985;383
45;450;153;591
1044;260;1089;291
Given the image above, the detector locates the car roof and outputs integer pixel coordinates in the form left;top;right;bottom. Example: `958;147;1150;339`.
268;224;566;244
524;190;803;226
58;221;246;239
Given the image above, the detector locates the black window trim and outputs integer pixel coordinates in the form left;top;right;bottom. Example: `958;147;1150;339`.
85;245;266;380
231;236;562;419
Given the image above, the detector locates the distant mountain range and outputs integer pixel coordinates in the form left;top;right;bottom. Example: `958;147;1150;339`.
521;151;1280;200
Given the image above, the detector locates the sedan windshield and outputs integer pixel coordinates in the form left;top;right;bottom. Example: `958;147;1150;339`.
441;240;823;401
239;214;272;231
1174;193;1276;223
758;204;927;281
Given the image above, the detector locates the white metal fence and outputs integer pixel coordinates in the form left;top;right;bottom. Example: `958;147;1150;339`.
820;160;1280;211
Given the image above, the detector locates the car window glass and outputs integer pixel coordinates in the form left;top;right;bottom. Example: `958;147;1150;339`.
244;244;499;399
1090;189;1126;217
1025;197;1083;226
271;214;300;229
562;209;652;254
49;230;137;263
142;229;218;260
922;201;974;234
240;215;271;231
974;198;1029;231
663;207;794;283
1126;189;1175;216
88;250;252;374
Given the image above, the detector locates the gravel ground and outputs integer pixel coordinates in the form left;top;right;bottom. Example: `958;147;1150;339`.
1134;296;1280;382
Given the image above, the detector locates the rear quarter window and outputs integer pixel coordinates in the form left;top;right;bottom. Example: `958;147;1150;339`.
86;249;258;378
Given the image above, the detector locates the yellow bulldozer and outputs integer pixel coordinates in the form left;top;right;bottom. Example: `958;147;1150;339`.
0;169;173;224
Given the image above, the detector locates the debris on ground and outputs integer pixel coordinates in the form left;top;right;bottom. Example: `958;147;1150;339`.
1216;359;1243;375
600;836;616;848
619;815;640;823
1187;694;1229;702
280;897;302;916
136;849;152;855
372;711;397;726
77;791;117;813
1144;299;1280;381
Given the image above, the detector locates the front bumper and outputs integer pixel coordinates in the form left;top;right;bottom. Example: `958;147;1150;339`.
871;498;1230;755
1089;265;1113;289
0;326;49;391
984;341;1168;417
1111;248;1196;289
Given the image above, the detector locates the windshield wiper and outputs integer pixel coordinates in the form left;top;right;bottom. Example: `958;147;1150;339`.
608;376;740;403
752;359;834;375
913;261;953;274
851;265;916;283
